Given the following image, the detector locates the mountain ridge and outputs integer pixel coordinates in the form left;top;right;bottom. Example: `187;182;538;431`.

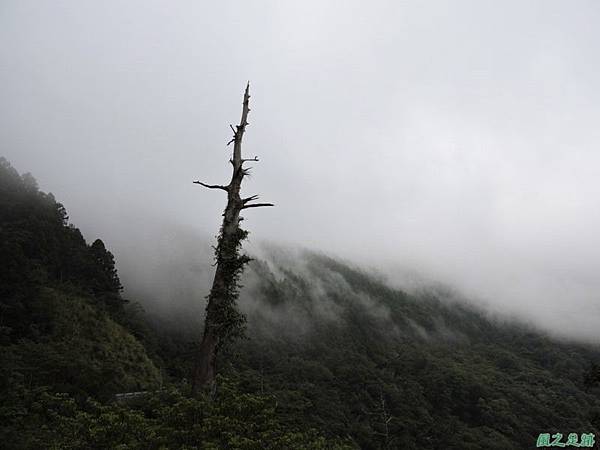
2;157;600;449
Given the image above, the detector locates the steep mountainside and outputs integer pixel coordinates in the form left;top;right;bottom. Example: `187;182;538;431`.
0;157;161;399
225;253;600;448
0;159;350;449
2;157;600;449
139;242;600;449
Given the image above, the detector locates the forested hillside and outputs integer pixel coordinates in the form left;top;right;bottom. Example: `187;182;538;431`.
145;250;600;449
2;158;600;449
0;159;342;449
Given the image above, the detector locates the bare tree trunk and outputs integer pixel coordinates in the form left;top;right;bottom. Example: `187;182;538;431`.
191;84;272;396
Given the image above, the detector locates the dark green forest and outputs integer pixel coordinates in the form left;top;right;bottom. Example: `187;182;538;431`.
2;157;600;449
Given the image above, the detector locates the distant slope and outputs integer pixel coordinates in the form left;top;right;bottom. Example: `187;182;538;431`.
138;243;600;449
224;251;600;449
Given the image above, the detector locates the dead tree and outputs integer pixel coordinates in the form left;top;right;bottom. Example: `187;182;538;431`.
191;83;273;395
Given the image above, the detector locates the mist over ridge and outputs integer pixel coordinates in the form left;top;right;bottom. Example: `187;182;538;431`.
2;1;600;342
106;213;580;345
5;2;600;448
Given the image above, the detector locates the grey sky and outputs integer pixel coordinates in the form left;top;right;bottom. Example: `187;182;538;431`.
2;1;600;339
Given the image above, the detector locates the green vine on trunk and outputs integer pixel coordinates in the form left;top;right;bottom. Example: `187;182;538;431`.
206;223;251;349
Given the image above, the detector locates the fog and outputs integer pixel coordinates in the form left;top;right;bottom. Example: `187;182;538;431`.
2;1;600;340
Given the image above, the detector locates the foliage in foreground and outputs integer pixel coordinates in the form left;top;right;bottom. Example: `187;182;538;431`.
0;378;349;450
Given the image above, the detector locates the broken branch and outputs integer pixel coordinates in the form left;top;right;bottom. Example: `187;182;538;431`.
242;195;259;204
241;202;274;210
193;181;229;191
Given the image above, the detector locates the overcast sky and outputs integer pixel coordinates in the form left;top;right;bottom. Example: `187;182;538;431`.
2;1;600;339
